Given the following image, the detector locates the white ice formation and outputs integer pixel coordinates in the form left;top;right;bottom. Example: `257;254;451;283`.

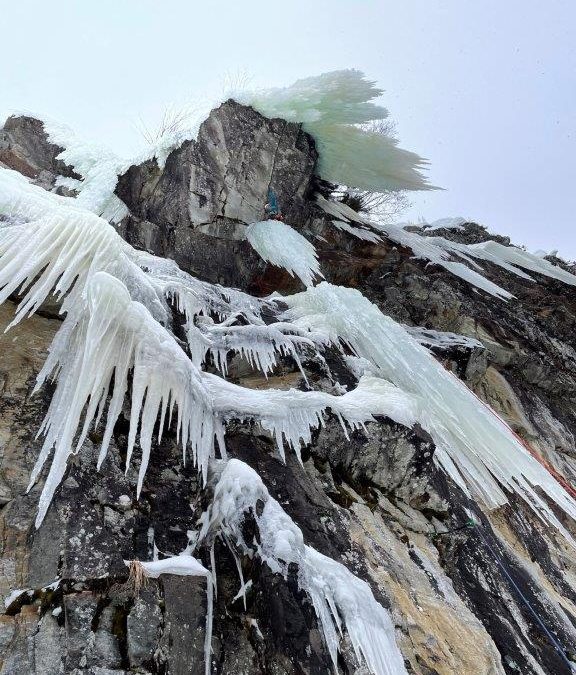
282;282;576;536
2;164;576;540
245;219;323;287
237;70;433;192
3;71;576;672
317;195;576;300
198;458;408;675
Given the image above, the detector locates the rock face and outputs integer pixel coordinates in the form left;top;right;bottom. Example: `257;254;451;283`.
1;105;576;675
116;101;319;291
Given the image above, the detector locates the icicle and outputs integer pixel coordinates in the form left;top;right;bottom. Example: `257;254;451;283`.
198;459;407;675
0;169;168;325
28;272;212;527
245;219;323;288
282;281;576;537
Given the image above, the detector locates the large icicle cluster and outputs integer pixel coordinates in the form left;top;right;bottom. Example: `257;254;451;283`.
3;166;576;539
245;219;323;287
318;196;576;300
0;170;420;526
237;70;433;192
198;459;407;675
29;271;214;527
283;282;576;536
0;169;169;325
4;85;576;673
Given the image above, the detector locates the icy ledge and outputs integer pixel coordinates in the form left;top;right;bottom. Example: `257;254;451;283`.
198;458;407;675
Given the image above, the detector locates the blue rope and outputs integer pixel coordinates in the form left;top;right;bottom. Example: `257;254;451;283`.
467;525;574;671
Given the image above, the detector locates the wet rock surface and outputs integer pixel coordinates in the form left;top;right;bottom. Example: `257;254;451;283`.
1;107;576;674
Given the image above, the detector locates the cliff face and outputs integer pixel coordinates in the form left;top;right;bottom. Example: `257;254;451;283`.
1;104;576;675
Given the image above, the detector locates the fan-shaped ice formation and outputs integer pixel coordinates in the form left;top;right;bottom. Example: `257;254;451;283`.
237;70;434;192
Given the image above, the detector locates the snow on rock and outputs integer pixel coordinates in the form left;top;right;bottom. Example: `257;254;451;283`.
237;70;434;193
405;326;484;351
283;281;576;536
317;196;511;299
317;196;576;299
245;219;323;287
464;239;576;286
422;216;466;231
42;118;130;223
125;554;210;579
198;458;407;675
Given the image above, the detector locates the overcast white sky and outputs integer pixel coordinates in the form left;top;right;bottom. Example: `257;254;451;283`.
2;1;575;256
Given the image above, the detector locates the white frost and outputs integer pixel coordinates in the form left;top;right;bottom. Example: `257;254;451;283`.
199;458;407;675
245;219;322;287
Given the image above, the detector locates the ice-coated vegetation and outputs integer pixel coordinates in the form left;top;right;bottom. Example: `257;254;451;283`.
283;281;576;535
237;70;433;192
198;458;407;675
245;219;323;287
